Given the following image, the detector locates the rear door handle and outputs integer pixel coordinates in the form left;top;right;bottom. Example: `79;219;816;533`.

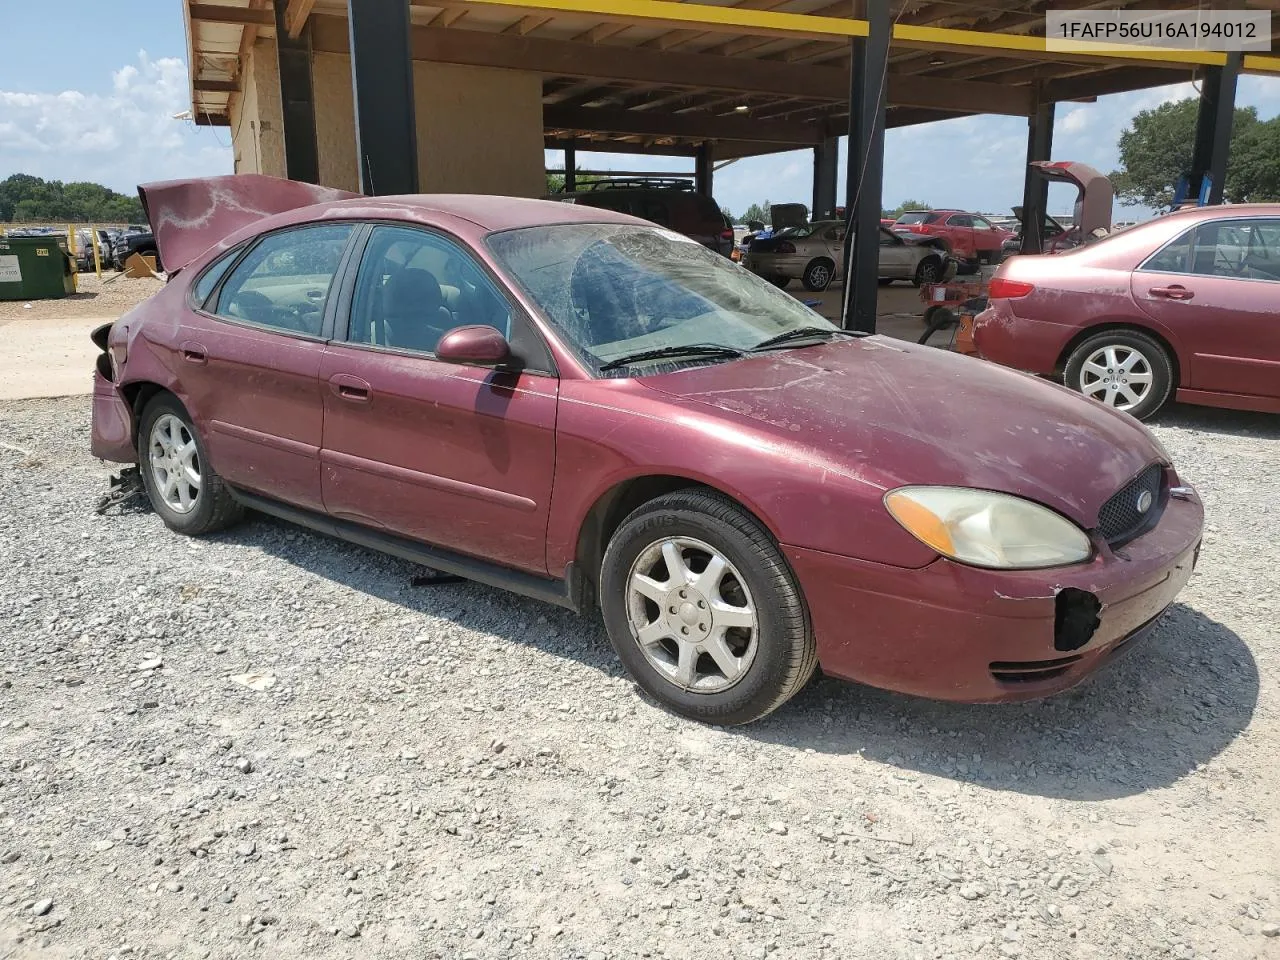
179;341;207;364
329;373;371;403
1148;285;1195;301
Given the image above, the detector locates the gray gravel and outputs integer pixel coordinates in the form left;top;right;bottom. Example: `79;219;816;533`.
2;395;1278;960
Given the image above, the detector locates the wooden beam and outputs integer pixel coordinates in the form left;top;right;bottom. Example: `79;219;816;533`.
544;104;828;144
285;0;319;39
194;112;232;126
194;77;240;92
188;3;274;26
547;136;698;156
428;6;469;26
1042;64;1197;101
641;0;795;51
504;14;554;34
312;14;1031;114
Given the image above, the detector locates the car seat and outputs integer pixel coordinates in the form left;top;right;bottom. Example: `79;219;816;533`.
382;268;456;354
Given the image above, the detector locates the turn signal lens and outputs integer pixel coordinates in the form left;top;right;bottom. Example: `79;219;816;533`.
987;277;1035;299
885;486;1092;570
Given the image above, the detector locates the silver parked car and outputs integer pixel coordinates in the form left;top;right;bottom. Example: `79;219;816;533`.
743;220;956;291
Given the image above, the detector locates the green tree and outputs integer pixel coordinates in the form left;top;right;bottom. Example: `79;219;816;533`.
545;169;606;195
1109;98;1278;208
882;199;933;219
0;174;144;223
720;205;735;223
741;201;771;225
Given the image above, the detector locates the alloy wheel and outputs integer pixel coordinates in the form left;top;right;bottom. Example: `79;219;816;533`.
148;414;203;514
625;537;758;693
1078;345;1153;411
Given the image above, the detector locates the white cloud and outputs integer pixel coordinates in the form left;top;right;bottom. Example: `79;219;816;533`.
0;51;232;194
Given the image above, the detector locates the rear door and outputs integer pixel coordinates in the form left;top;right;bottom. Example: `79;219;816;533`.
877;228;914;278
1134;217;1280;399
319;223;559;573
971;215;1003;257
944;214;976;259
182;222;357;511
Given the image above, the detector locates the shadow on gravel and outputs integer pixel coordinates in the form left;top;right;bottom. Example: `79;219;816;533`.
746;603;1259;801
1150;402;1280;439
217;517;1257;803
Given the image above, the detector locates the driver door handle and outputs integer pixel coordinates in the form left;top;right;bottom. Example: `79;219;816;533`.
1149;285;1195;301
329;373;371;403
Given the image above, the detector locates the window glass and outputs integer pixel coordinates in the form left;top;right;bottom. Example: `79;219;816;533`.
947;214;973;227
487;223;837;377
823;226;846;243
878;229;897;247
192;245;241;307
895;211;930;225
1189;219;1280;281
640;198;672;228
1140;227;1194;274
972;216;994;230
214;224;354;336
347;225;512;354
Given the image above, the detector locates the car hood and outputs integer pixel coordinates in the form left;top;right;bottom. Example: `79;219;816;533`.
138;174;359;273
640;338;1164;527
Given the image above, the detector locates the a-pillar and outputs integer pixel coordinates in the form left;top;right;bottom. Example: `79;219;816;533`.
840;0;889;333
273;1;318;183
695;143;713;198
1019;100;1055;255
347;0;419;195
1189;53;1242;205
812;137;839;221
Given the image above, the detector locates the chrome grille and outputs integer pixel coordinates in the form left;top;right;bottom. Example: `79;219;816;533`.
1097;465;1164;545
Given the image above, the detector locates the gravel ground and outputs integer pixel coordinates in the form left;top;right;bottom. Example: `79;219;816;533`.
2;396;1278;960
0;275;162;326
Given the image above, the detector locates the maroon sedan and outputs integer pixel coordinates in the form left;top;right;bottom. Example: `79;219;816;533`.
974;204;1280;420
91;174;1203;725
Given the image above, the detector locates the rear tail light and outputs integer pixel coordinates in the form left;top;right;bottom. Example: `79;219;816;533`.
720;228;734;241
776;241;796;254
987;277;1035;299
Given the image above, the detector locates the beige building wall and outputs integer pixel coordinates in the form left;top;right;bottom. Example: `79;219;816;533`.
232;42;544;199
229;39;285;178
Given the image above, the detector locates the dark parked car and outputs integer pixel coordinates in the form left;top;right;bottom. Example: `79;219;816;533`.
111;227;160;271
91;174;1203;725
974;204;1280;420
554;178;734;257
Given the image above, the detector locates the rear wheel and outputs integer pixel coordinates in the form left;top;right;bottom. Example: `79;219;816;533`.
138;395;244;535
802;258;835;292
599;490;817;725
1063;330;1173;421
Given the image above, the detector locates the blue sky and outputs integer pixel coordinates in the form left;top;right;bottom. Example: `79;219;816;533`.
3;1;1278;220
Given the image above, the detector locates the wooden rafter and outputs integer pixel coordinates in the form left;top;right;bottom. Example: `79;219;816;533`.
285;0;319;39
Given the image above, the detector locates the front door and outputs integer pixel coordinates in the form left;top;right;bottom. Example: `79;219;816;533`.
877;228;914;278
944;213;977;260
1134;217;1280;399
181;222;357;512
319;224;558;574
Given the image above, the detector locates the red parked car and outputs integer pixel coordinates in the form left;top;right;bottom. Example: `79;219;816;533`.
892;209;1014;265
91;174;1203;724
974;204;1280;420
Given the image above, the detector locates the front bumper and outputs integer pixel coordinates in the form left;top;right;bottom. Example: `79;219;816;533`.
91;371;136;463
785;493;1204;702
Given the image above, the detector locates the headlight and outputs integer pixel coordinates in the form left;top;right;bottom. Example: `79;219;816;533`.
884;486;1092;570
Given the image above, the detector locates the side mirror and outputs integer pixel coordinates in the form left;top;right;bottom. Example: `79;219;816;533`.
436;325;511;366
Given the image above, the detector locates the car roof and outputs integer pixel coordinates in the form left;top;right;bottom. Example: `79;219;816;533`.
1156;203;1280;224
319;194;647;232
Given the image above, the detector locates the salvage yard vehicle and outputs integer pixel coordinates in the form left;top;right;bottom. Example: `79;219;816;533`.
552;178;734;257
892;208;1014;266
743;221;955;290
91;174;1203;725
974;204;1280;420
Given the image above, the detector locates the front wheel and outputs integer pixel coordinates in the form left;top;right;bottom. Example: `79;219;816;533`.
768;275;791;289
138;394;244;535
599;490;817;725
913;256;943;287
1062;330;1173;421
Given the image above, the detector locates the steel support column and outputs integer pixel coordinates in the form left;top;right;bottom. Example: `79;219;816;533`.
564;143;577;192
840;0;890;333
1019;100;1055;255
347;0;419;195
1189;53;1242;205
812;137;839;221
273;1;319;183
695;143;713;198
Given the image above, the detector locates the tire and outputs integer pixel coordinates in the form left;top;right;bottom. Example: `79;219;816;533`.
912;256;943;287
768;275;791;289
802;258;835;292
878;277;895;286
1062;329;1174;421
138;394;244;535
599;490;817;726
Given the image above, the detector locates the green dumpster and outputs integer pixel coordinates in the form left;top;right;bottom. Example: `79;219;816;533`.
0;236;77;301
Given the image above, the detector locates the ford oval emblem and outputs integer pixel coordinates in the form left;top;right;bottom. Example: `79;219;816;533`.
1136;490;1153;514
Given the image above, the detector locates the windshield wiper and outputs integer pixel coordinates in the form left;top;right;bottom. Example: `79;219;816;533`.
599;343;745;372
751;326;866;352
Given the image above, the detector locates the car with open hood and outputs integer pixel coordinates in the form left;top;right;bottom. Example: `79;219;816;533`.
90;174;1203;725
